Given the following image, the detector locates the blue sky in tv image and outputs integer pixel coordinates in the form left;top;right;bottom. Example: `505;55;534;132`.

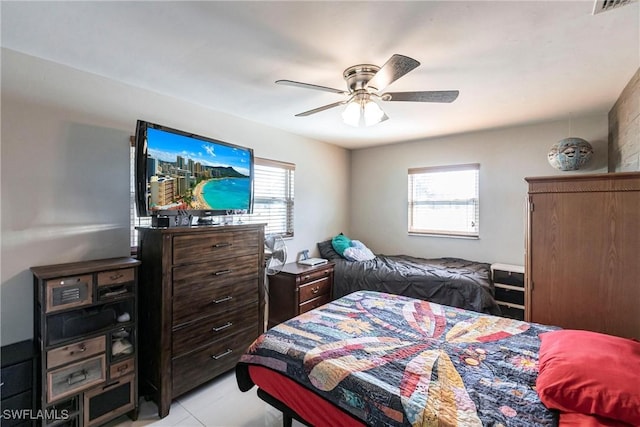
147;127;251;176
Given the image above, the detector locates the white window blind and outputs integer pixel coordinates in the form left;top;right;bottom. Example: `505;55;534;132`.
408;163;479;237
245;158;295;237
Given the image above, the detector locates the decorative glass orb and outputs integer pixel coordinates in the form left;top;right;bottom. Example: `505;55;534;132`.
547;137;594;171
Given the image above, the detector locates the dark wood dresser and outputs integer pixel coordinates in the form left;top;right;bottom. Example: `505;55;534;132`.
268;262;335;329
137;224;265;417
525;172;640;339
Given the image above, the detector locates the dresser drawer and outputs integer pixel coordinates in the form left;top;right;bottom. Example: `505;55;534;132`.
299;277;331;304
297;266;334;285
173;279;258;326
47;355;106;403
172;304;259;356
299;294;331;314
0;360;32;398
172;254;258;296
172;331;255;398
47;336;106;369
173;231;260;265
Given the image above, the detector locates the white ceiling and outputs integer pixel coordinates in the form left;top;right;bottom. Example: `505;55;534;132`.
2;1;639;149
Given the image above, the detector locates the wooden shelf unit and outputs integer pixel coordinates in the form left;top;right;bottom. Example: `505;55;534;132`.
31;257;140;427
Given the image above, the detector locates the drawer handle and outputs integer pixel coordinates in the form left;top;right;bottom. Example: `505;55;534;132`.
213;242;232;248
214;269;232;276
213;296;233;304
67;370;87;385
0;382;4;387
304;275;310;280
312;287;320;294
74;344;87;354
212;322;233;332
102;379;122;391
117;364;129;372
109;272;124;281
211;349;233;360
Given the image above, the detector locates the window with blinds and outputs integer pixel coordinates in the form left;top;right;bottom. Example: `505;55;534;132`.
408;163;479;237
130;153;295;247
244;158;295;237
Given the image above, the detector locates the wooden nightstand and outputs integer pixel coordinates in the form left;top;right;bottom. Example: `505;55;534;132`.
267;262;335;329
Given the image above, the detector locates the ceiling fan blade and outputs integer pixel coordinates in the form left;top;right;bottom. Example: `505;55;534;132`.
295;101;346;117
276;79;347;95
366;54;420;91
382;90;459;103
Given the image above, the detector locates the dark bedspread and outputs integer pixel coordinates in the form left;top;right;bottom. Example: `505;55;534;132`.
332;255;499;315
237;291;558;426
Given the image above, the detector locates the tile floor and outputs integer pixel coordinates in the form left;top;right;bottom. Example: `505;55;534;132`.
106;370;305;427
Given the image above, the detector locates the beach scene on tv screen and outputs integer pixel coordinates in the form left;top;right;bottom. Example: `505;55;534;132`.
145;128;251;212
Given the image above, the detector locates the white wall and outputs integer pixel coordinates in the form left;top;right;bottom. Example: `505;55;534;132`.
0;49;350;345
349;117;608;265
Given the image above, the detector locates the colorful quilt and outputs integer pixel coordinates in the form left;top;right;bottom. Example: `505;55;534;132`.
237;291;558;426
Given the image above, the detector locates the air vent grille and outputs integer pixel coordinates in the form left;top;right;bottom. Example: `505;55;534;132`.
593;0;637;14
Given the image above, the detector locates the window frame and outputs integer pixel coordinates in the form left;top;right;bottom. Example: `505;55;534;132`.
244;157;295;238
407;163;480;238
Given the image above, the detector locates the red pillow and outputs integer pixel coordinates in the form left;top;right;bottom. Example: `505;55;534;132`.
559;412;633;427
536;330;640;425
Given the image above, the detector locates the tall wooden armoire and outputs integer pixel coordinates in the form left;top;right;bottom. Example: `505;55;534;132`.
525;172;640;339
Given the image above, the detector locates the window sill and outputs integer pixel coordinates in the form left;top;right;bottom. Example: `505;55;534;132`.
408;232;479;240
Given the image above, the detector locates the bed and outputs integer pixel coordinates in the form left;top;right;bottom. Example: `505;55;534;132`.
237;291;640;427
318;239;499;315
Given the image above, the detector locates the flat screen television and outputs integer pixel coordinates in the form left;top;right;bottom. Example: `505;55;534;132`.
134;120;254;219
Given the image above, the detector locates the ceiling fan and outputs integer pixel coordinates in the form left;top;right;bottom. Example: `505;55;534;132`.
276;54;459;127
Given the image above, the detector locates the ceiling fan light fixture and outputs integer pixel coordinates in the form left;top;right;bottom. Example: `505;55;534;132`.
342;96;386;127
363;100;385;126
342;101;362;127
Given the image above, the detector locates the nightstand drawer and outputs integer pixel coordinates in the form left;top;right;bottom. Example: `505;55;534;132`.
299;277;331;304
299;294;331;314
297;266;334;285
493;269;524;288
495;285;524;306
498;303;524;321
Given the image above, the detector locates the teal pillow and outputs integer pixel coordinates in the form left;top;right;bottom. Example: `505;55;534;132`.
331;234;352;256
